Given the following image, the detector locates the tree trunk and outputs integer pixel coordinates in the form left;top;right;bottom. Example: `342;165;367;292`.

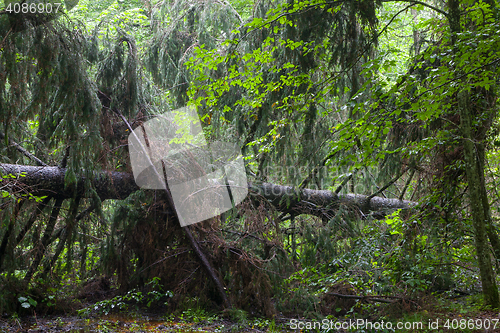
477;143;500;264
24;198;64;284
0;200;24;271
0;163;140;200
448;0;499;308
0;163;414;219
457;90;499;308
40;198;81;279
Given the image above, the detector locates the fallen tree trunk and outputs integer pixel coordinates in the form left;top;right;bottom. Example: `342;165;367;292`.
250;183;414;217
0;163;139;200
0;163;414;218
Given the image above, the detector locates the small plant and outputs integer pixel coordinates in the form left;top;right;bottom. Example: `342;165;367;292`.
268;319;278;333
55;317;65;328
78;294;128;316
43;295;56;307
18;296;37;309
145;277;173;307
77;277;173;316
181;308;209;323
251;317;270;330
223;308;248;325
76;307;92;317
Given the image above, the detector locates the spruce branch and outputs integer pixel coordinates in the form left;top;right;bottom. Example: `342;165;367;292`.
368;166;409;200
0;131;48;167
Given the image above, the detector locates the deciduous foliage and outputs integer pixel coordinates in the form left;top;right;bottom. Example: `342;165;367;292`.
1;0;500;318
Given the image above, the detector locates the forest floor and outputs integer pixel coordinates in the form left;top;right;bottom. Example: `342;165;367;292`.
0;314;281;333
1;294;500;332
1;308;500;332
0;314;296;333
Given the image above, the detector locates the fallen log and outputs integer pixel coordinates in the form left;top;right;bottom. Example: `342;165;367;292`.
0;163;139;200
325;292;418;305
0;163;414;218
250;182;415;217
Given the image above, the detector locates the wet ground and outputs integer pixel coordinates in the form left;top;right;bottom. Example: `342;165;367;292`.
0;314;290;332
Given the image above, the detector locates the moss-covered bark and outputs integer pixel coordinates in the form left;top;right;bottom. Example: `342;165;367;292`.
0;163;413;215
449;0;499;309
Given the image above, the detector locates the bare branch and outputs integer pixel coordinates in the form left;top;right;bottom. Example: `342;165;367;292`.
0;131;48;167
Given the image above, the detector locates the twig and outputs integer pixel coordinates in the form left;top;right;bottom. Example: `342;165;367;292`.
221;229;264;242
326;292;417;305
334;170;356;195
140;249;191;273
368;167;409;200
0;27;12;50
77;232;104;242
382;0;448;17
399;168;416;201
0;131;48;167
327;292;395;303
299;152;337;189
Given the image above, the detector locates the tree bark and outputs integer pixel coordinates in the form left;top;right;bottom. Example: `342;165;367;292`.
0;199;24;271
250;182;414;218
15;197;52;247
448;0;499;309
0;163;139;200
457;90;499;308
0;163;414;218
24;198;64;284
40;198;81;279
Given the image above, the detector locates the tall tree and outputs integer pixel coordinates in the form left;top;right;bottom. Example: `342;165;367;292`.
448;0;499;308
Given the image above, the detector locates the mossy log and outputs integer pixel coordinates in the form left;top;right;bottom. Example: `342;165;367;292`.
0;163;414;218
